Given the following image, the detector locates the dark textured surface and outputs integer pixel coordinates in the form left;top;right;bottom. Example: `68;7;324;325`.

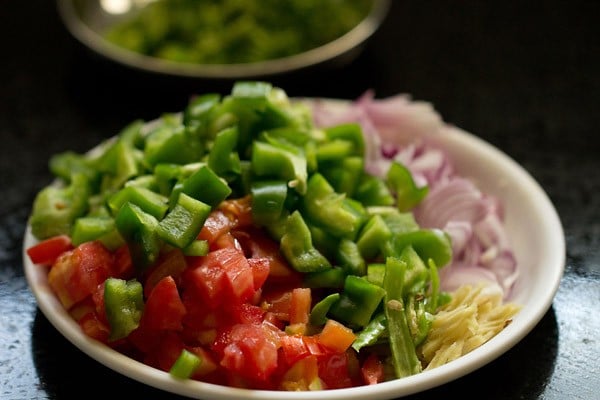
1;1;599;399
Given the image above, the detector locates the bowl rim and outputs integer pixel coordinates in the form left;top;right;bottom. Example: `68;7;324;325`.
56;0;392;79
23;97;565;399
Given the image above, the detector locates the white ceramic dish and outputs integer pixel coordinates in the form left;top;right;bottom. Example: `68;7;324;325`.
23;100;565;399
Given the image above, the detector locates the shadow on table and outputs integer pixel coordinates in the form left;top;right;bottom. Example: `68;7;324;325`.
30;305;559;399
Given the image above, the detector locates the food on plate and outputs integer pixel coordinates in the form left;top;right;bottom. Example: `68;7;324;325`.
26;81;520;390
104;0;374;65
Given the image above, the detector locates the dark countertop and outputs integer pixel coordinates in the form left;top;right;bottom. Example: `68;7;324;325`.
1;1;598;399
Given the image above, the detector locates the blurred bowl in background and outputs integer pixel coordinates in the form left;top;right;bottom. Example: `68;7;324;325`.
57;0;391;79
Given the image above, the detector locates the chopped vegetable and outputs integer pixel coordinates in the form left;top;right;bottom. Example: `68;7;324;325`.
26;81;521;391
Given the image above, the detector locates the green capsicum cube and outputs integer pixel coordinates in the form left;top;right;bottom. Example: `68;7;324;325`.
302;173;367;240
386;161;428;212
280;211;331;273
366;263;386;287
183;93;221;126
385;228;452;269
328;275;386;328
71;216;124;250
336;239;366;276
29;173;91;240
399;245;430;296
309;293;340;326
303;267;346;289
144;123;203;167
356;214;392;261
170;349;202;379
354;174;395;207
321;156;364;197
107;186;169;220
315;140;355;162
181;165;232;207
104;277;144;342
157;193;211;249
208;126;241;180
251;141;307;195
324;123;365;157
250;180;288;226
115;202;162;270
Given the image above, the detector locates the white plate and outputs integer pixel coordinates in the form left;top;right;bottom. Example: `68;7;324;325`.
23;101;565;400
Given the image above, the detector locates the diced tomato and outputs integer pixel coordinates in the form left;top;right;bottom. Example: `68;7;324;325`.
218;248;255;302
230;303;266;325
247;258;270;290
215;322;281;383
318;319;356;353
91;281;108;325
361;353;384;385
197;210;233;246
79;311;110;344
218;195;253;229
289;288;311;325
261;289;292;323
141;276;187;332
318;352;354;389
182;254;228;309
154;331;185;372
143;249;187;298
112;244;134;279
280;355;320;391
48;241;113;309
188;346;219;377
280;335;311;366
26;234;73;265
233;228;301;284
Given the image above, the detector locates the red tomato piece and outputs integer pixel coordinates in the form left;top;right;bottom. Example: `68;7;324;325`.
289;288;311;325
317;319;356;353
182;254;229;309
26;234;73;265
318;352;354;389
48;241;113;310
197;210;233;246
142;276;187;332
112;244;134;279
154;331;185;372
280;335;310;366
218;195;253;229
247;257;270;290
216;323;281;383
215;247;255;303
361;353;384;385
78;311;110;344
143;249;187;298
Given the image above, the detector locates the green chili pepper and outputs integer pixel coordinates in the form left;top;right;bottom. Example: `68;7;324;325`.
405;293;434;347
104;277;144;342
329;275;386;328
157;193;211;249
352;312;387;352
280;211;331;273
383;256;422;378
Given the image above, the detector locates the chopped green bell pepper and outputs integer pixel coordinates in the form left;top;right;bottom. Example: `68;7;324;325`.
107;186;169;220
328;275;386;328
386;161;428;212
104;277;144;342
250;180;288;226
280;211;331;273
336;239;366;276
114;202;161;270
181;165;232;207
309;293;340;326
170;349;202;379
251;141;307;195
157;193;211;249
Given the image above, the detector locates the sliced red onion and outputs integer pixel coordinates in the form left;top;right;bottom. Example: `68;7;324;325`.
439;264;503;294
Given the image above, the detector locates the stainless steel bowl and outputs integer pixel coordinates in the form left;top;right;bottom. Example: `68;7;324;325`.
57;0;391;79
